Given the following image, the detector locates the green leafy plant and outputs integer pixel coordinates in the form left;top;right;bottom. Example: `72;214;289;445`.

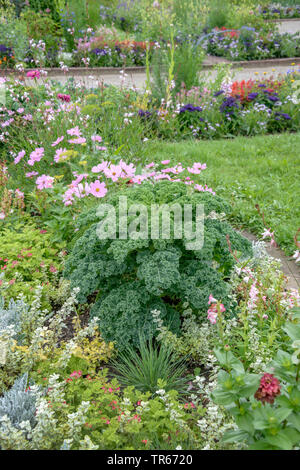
27;0;60;23
151;36;204;104
111;335;188;395
212;308;300;450
65;180;252;349
0;223;64;307
17;369;203;450
0;9;28;62
21;8;62;65
207;0;229;29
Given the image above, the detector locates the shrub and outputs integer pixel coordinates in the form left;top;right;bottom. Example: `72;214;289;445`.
0;224;64;307
8;0;25;16
21;8;62;65
0;373;90;450
207;0;229;29
65;181;252;349
0;10;28;62
27;0;60;23
0;295;24;336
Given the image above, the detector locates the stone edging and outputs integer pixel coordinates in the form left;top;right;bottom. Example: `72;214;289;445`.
265;18;300;23
213;57;300;70
0;66;148;76
241;231;300;291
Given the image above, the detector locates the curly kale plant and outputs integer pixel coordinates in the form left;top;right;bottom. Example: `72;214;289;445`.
65;181;252;349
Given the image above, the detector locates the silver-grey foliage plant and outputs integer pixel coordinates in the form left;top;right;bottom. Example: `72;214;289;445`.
0;373;37;429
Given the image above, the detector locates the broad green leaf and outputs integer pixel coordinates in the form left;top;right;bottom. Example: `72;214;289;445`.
265;430;293;450
282;427;300;446
214;347;245;374
288;413;300;432
274;407;292;423
249;440;276;450
239;374;260;398
235;414;255;434
221;429;249;444
211;389;235;406
283;322;300;342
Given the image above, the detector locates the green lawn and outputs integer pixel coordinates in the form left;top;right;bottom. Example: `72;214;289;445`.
143;133;300;255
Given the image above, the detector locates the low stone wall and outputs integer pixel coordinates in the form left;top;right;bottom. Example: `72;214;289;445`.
266;18;300;34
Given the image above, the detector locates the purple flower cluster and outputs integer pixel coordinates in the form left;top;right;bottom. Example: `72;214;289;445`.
213;90;225;97
91;48;108;56
274;112;291;121
263;90;280;103
0;44;13;57
138;109;152;119
204;28;300;61
247;92;259;101
219;97;239;114
179;104;202;113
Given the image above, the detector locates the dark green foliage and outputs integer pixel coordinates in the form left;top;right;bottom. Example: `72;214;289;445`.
90;281;181;349
207;0;229;29
111;336;189;395
8;0;25;16
65;181;252;349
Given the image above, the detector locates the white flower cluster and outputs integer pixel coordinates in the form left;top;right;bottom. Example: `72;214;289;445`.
155;388;186;428
193;374;237;450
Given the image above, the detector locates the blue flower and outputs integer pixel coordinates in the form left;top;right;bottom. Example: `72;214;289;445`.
0;44;12;55
138;109;152;118
247;92;258;101
219;97;239;113
241;26;255;32
275;112;291;120
213;90;225;97
267;95;279;102
179;104;202;113
91;48;108;56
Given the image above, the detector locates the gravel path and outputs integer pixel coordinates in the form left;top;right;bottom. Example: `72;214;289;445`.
241;231;300;291
39;62;299;90
276;19;300;35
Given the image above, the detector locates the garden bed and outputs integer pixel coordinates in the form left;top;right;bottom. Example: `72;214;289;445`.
258;4;300;20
